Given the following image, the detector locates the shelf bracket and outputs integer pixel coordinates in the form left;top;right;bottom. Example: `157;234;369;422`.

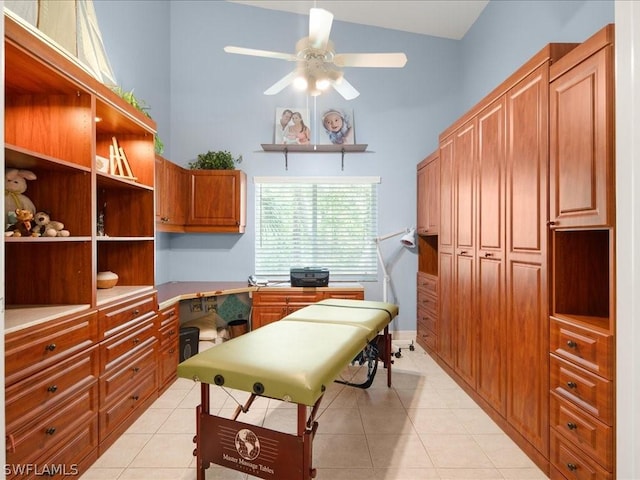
341;148;345;171
283;147;289;171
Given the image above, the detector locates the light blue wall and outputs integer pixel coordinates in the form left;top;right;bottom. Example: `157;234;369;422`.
94;0;613;330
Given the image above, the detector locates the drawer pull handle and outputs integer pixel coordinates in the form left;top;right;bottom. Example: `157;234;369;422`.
133;338;140;344
567;463;578;472
567;381;577;389
131;395;140;401
45;343;56;352
460;250;468;255
567;340;578;349
484;252;493;257
168;311;175;317
169;330;176;335
567;422;578;430
132;367;140;373
47;385;58;393
45;427;56;435
132;309;140;316
169;348;176;354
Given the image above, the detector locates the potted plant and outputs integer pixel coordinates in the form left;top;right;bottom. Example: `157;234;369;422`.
112;86;165;155
188;150;241;170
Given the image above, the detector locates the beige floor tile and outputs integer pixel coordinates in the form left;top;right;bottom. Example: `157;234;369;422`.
315;407;364;434
217;407;268;426
313;433;373;468
154;388;192;409
367;433;434;468
450;408;503;434
127;407;174;434
315;467;375;479
118;467;190;479
419;433;494;469
360;407;415;435
437;467;504;479
78;468;123;480
158;407;199;434
396;387;448;409
357;387;404;408
91;434;152;468
129;433;195;468
474;433;539;468
407;408;469;434
372;466;440;479
500;467;550;479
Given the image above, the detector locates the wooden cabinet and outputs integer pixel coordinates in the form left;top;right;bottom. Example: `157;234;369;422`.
429;40;582;474
251;286;365;329
185;169;247;233
155;155;187;232
416;271;437;352
158;304;180;393
416;151;439;235
97;293;159;454
547;25;616;480
549;28;615;229
4;311;99;478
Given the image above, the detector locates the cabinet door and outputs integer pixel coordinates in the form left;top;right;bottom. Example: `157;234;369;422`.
437;250;454;367
505;65;549;453
550;47;613;228
166;161;188;226
439;138;454;250
417;151;439;235
476;99;506;413
186;170;246;232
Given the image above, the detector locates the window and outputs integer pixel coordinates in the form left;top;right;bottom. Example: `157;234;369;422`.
255;177;379;280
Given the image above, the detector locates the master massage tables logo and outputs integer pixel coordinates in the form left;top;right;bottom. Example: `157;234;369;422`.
235;428;261;460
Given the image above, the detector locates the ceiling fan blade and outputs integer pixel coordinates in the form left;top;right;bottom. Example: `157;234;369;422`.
264;71;297;95
332;77;360;100
333;53;408;68
224;45;297;61
308;8;333;50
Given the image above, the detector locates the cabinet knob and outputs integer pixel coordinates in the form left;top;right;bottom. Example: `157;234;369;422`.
567;422;578;430
169;348;175;354
133;338;140;345
132;366;140;373
566;463;578;472
169;329;176;335
45;427;56;435
567;381;577;389
566;340;578;349
45;343;56;352
548;221;557;226
47;385;58;393
132;309;140;316
131;395;140;401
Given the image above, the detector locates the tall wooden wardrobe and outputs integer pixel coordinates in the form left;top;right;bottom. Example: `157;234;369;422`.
416;25;616;478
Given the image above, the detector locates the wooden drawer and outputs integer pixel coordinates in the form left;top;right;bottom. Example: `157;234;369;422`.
6;383;98;466
100;343;157;406
6;346;99;429
159;338;179;391
323;290;364;300
417;323;437;352
417;272;437;295
99;293;157;339
550;430;612;480
550;355;613;425
550;393;613;470
100;316;157;372
252;290;323;305
159;319;179;346
418;306;437;333
550;316;613;379
417;291;437;317
99;366;158;440
5;309;98;385
158;303;179;329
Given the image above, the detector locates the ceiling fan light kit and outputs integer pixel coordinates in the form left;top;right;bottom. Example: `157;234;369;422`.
224;7;407;100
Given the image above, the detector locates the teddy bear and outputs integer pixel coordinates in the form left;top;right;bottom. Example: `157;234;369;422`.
5;208;37;237
31;211;70;237
5;168;37;230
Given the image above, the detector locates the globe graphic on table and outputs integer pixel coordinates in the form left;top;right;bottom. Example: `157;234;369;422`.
235;429;261;460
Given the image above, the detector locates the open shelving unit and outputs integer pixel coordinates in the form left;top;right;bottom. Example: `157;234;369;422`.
261;143;369;170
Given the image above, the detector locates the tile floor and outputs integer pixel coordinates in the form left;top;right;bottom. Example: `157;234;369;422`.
80;341;549;480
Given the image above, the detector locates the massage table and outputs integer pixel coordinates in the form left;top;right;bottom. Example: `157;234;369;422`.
177;298;399;480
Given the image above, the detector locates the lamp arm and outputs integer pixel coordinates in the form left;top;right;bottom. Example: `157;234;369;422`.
376;241;391;303
376;229;408;242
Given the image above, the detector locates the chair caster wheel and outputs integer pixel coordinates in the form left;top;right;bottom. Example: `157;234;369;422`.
394;351;402;358
409;344;415;351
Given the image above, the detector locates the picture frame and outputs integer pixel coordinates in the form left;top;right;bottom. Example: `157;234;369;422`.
318;108;355;145
274;107;311;145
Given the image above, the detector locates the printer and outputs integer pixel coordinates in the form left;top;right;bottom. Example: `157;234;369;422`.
290;267;330;287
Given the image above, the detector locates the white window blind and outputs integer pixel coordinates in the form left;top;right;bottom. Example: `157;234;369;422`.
254;177;379;280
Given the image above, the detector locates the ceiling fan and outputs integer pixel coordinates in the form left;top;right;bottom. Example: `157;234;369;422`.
224;8;407;100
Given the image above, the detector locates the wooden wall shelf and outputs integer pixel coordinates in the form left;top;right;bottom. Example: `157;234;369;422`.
260;144;370;170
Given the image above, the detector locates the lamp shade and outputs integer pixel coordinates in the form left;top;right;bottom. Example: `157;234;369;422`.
400;228;416;248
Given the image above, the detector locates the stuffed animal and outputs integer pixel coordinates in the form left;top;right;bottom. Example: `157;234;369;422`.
5;169;37;230
6;208;36;237
32;211;70;237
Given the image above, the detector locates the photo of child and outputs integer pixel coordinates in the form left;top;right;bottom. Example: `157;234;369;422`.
318;108;354;145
